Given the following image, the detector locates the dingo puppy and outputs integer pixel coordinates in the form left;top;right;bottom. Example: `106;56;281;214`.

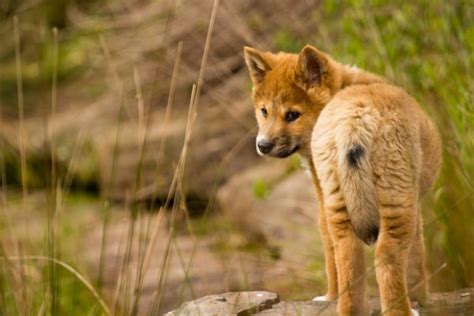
244;44;441;315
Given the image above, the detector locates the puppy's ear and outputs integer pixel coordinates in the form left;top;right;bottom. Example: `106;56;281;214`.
243;47;272;85
296;45;328;89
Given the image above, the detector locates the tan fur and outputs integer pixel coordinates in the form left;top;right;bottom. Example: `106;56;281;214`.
244;45;441;315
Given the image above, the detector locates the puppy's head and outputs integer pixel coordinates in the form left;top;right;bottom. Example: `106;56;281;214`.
243;45;337;158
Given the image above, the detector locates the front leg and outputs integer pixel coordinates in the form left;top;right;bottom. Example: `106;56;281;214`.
308;163;339;301
317;204;338;300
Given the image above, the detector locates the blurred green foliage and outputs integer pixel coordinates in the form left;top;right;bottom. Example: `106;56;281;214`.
0;0;101;115
1;138;100;192
45;0;70;29
0;30;92;113
252;178;270;199
273;28;304;53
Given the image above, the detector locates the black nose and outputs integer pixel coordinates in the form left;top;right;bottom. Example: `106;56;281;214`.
257;139;275;154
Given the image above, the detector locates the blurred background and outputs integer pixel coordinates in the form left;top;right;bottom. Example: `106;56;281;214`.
0;0;472;314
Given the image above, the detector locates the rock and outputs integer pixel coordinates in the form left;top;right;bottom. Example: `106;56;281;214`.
260;301;340;316
97;71;259;203
166;288;474;316
165;291;279;316
216;157;324;268
83;209;268;315
421;288;474;315
165;291;339;316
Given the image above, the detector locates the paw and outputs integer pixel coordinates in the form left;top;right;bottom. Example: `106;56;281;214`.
411;308;420;316
312;295;327;302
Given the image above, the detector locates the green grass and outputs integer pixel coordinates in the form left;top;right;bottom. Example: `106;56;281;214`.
0;194;106;315
1;263;104;315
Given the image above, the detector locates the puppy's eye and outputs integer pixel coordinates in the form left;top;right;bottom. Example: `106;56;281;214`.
261;108;268;118
285;111;300;122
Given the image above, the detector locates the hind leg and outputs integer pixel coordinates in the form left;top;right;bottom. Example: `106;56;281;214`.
407;208;428;305
376;201;417;316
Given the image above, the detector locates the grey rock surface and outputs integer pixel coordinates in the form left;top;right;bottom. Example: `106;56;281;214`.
167;288;474;316
165;291;279;316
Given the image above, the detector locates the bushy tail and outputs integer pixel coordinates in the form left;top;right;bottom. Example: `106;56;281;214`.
337;140;379;245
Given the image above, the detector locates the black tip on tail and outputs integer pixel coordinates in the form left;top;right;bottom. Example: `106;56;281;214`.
354;223;379;246
366;225;379;245
347;144;365;168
